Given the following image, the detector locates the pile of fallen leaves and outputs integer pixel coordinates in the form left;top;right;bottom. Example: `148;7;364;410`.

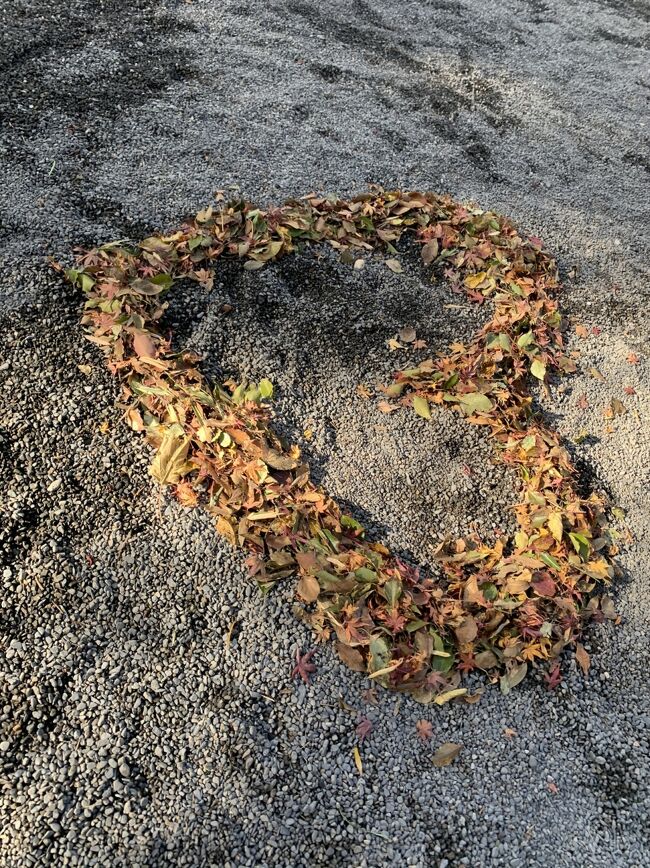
60;188;619;704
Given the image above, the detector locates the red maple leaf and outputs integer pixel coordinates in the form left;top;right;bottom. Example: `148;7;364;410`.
544;663;562;691
379;608;407;633
457;652;477;674
291;648;316;684
624;386;636;396
416;719;433;741
356;717;373;742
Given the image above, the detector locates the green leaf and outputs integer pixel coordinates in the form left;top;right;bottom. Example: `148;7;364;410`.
259;378;274;399
517;330;534;348
341;514;364;533
530;358;546;380
355;567;378;583
568;532;590;560
382;579;402;607
413;396;431;419
150;272;173;289
458;392;494;414
539;552;561;571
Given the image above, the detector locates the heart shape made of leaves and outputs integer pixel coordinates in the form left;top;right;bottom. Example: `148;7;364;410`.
63;188;617;703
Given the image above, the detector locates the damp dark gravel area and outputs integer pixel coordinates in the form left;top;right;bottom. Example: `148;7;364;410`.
1;0;649;866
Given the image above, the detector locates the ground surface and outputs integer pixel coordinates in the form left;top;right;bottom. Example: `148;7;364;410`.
1;1;649;866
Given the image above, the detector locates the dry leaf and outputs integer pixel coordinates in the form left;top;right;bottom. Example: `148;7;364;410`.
297;574;320;603
353;746;363;775
432;742;462;767
356;384;371;399
416;720;433;741
398;326;416;343
575;642;591;675
386;258;403;273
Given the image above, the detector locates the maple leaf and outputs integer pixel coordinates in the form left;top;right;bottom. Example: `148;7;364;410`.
457;652;477;674
377;400;398;413
412;339;428;349
623;386;636;396
386;338;404;351
544;663;562;691
425;671;448;691
379;608;407;633
356;384;371;400
291;648;316;684
627;352;640;364
416;719;433;741
591;326;602;336
503;727;517;738
576;393;589;410
547;781;559;794
356;716;373;741
362;688;378;705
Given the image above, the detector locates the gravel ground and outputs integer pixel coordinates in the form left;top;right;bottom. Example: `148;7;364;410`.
1;0;649;865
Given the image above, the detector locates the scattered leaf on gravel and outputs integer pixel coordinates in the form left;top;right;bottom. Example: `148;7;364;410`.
291;648;316;684
432;743;462;767
399;326;416;343
575;642;590;675
385;258;403;273
356;717;373;741
356;384;371;399
353;746;363;775
416;720;433;741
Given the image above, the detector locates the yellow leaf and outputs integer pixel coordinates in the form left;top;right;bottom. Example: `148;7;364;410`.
215;515;237;547
149;431;190;485
548;512;564;544
464;271;486;289
353;746;363;775
434;688;468;705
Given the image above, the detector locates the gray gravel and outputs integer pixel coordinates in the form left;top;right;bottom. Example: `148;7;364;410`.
1;0;649;865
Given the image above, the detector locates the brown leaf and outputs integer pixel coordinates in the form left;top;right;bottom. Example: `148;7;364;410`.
356;384;372;400
132;331;156;357
454;616;478;644
421;238;439;264
377;400;399;413
386;258;403;273
297;574;320;603
575;642;591;675
398;326;416;343
335;642;366;673
432;742;462;767
416;719;433;741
